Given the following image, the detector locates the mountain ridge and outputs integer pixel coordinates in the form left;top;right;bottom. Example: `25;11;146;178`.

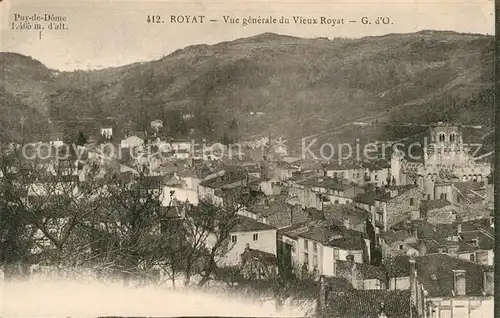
0;31;495;145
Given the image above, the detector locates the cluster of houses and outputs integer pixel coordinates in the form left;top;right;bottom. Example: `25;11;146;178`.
5;122;494;317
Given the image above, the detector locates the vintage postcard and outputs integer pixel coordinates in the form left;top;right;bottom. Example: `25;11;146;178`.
0;0;495;317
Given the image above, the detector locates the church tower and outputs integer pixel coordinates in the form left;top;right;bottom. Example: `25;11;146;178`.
425;122;468;167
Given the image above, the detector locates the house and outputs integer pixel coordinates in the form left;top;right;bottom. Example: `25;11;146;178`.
197;168;248;205
215;215;277;267
240;244;277;280
354;185;423;244
323;161;364;183
385;254;493;318
317;276;416;318
120;135;144;149
169;139;192;152
269;161;299;181
161;172;200;206
362;160;392;187
48;132;64;147
456;220;494;266
278;220;370;277
335;255;387;290
380;229;419;258
432;181;491;221
322;204;370;234
288;175;365;210
389;215;495;266
245;194;311;229
100;127;113;139
419;198;457;224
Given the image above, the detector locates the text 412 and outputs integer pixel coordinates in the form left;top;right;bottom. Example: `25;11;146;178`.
146;15;163;23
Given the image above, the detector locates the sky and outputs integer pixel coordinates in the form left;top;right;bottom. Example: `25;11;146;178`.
0;0;495;71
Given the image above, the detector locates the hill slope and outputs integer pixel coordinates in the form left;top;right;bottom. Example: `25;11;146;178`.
0;31;495;144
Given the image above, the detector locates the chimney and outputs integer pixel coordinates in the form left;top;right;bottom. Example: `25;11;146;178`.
452;270;466;296
483;270;494;295
418;240;427;256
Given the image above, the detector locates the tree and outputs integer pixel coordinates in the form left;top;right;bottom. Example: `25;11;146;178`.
162;109;188;138
175;183;253;287
76;131;88;146
98;169;165;286
0;150;34;280
0;147;107;277
140;197;192;289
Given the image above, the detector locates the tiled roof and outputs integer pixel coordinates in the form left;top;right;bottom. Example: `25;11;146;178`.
336;260;386;280
296;176;355;191
452;182;486;203
323;204;370;228
278;219;365;250
278;220;317;239
459;230;494;251
420;198;452;212
241;248;276;266
361;160;391;170
458;218;492;232
323;161;362;171
326;231;366;250
248;195;310;228
353;190;390;205
324;276;355;292
286;171;318;183
325;289;414;318
231;215;276;233
381;229;415;245
390;220;456;243
199;174;246;189
415;253;493;297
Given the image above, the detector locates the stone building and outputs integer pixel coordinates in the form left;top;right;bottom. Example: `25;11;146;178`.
391;123;491;186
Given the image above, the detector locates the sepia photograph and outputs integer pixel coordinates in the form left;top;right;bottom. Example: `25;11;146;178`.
0;0;496;317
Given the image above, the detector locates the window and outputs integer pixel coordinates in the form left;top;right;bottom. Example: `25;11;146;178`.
313;242;318;253
304;239;309;250
253;233;259;241
427;194;431;200
231;235;237;243
304;253;309;264
312;255;318;268
409;198;414;206
399;245;404;250
450;134;455;142
333;248;340;260
375;174;378;181
470;253;475;262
